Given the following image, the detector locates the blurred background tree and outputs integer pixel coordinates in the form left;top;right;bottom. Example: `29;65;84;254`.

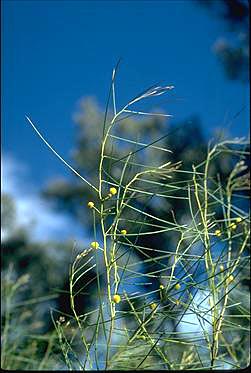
196;0;249;82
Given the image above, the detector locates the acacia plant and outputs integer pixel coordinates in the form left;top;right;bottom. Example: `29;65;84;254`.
25;66;250;370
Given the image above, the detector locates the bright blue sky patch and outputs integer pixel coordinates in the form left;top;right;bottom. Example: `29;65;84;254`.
2;0;249;188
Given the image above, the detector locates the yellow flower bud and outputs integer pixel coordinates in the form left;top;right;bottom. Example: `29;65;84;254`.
230;222;237;230
150;302;157;310
113;294;121;304
227;274;234;284
175;283;181;290
219;265;224;272
214;229;222;237
175;299;180;306
109;187;117;196
159;284;164;290
87;201;94;209
121;229;127;235
236;217;242;223
90;241;99;250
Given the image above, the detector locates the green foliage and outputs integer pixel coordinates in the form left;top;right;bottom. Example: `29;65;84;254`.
2;65;250;370
1;268;62;370
108;341;166;370
23;67;250;370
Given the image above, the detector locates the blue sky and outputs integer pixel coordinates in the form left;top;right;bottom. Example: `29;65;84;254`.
2;0;249;190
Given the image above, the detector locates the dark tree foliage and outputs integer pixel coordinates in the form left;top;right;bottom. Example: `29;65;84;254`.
196;0;249;82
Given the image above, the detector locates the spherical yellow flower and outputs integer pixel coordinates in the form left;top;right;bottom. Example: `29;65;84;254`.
90;241;99;250
159;284;164;290
121;229;127;235
175;299;180;306
236;217;242;223
113;294;121;304
219;265;224;272
227;274;234;284
150;302;157;310
87;201;94;209
230;223;237;230
109;187;117;196
175;283;181;290
214;229;222;237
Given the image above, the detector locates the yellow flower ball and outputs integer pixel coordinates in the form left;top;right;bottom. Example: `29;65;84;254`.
113;294;121;304
214;229;222;237
175;283;181;290
87;201;94;209
227;275;234;284
150;302;157;310
175;299;180;306
236;217;242;223
121;229;127;235
109;187;117;196
230;223;237;230
90;241;99;250
159;284;164;290
219;265;224;272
